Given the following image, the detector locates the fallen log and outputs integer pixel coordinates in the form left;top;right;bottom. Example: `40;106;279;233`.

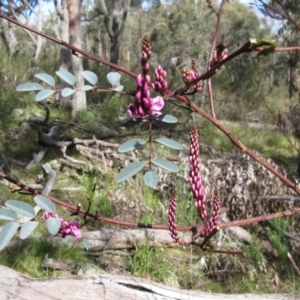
0;265;297;300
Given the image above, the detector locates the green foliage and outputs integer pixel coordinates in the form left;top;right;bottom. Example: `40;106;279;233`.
266;218;291;274
128;242;172;283
0;238;90;278
101;95;124;125
80;171;115;219
244;238;266;271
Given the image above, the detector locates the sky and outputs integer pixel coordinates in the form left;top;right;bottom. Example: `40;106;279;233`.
41;0;270;25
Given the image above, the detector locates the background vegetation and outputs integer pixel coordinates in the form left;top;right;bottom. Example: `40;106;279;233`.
0;0;300;295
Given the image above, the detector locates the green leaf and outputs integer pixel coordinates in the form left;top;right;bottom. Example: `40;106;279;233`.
112;85;124;92
155;137;183;150
121;119;144;129
152;159;179;173
20;221;39;240
82;238;91;251
107;72;121;86
56;70;76;85
35;89;56;101
80;71;98;85
144;171;159;189
0;209;17;221
46;217;61;235
116;161;146;183
61;87;76;97
5;200;35;217
156;114;178;123
34;195;55;213
34;73;55;87
118;138;147;153
16;82;44;91
81;85;94;91
81;71;98;85
249;39;276;56
0;222;19;251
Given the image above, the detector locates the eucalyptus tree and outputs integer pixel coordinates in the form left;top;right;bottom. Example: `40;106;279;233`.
98;0;131;65
54;0;86;115
0;0;44;60
253;0;300;101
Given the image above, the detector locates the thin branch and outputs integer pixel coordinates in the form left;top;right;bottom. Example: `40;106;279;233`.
206;0;227;118
1;170;300;234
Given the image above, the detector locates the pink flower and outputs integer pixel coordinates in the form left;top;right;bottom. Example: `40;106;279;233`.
43;211;82;240
68;221;82;239
148;96;164;116
127;96;164;118
43;211;58;219
153;65;168;92
58;220;82;239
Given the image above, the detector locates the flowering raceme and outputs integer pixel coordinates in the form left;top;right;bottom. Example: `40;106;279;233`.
189;127;207;222
127;35;166;119
43;211;82;239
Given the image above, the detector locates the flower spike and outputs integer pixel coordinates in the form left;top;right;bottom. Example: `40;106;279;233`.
189;127;207;223
168;195;186;248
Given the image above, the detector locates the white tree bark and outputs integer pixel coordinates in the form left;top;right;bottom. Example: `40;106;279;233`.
68;0;86;117
54;0;86;116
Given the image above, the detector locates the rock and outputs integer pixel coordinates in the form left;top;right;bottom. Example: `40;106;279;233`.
77;263;107;275
10;108;25;118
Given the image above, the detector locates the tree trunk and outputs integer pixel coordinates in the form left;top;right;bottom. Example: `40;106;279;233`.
55;0;86;116
0;18;18;54
55;0;71;109
68;0;86;117
100;0;131;65
34;0;43;63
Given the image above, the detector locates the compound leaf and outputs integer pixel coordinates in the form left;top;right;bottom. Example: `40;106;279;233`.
107;72;121;86
0;222;19;251
81;85;94;91
16;82;44;91
34;195;55;213
118;138;146;153
112;85;124;92
46;217;61;235
34;73;55;87
116;161;145;183
156;114;178;123
144;171;159;189
35;89;55;101
152;159;179;173
121;118;143;129
61;87;76;97
155;137;183;150
0;209;17;221
5;200;35;217
81;71;98;85
56;70;76;85
20;221;39;240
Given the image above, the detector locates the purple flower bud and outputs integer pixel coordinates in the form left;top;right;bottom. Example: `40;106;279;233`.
142;84;149;95
145;75;151;84
168;195;186;248
137;74;143;87
156;82;162;90
135;90;142;102
144;63;150;72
